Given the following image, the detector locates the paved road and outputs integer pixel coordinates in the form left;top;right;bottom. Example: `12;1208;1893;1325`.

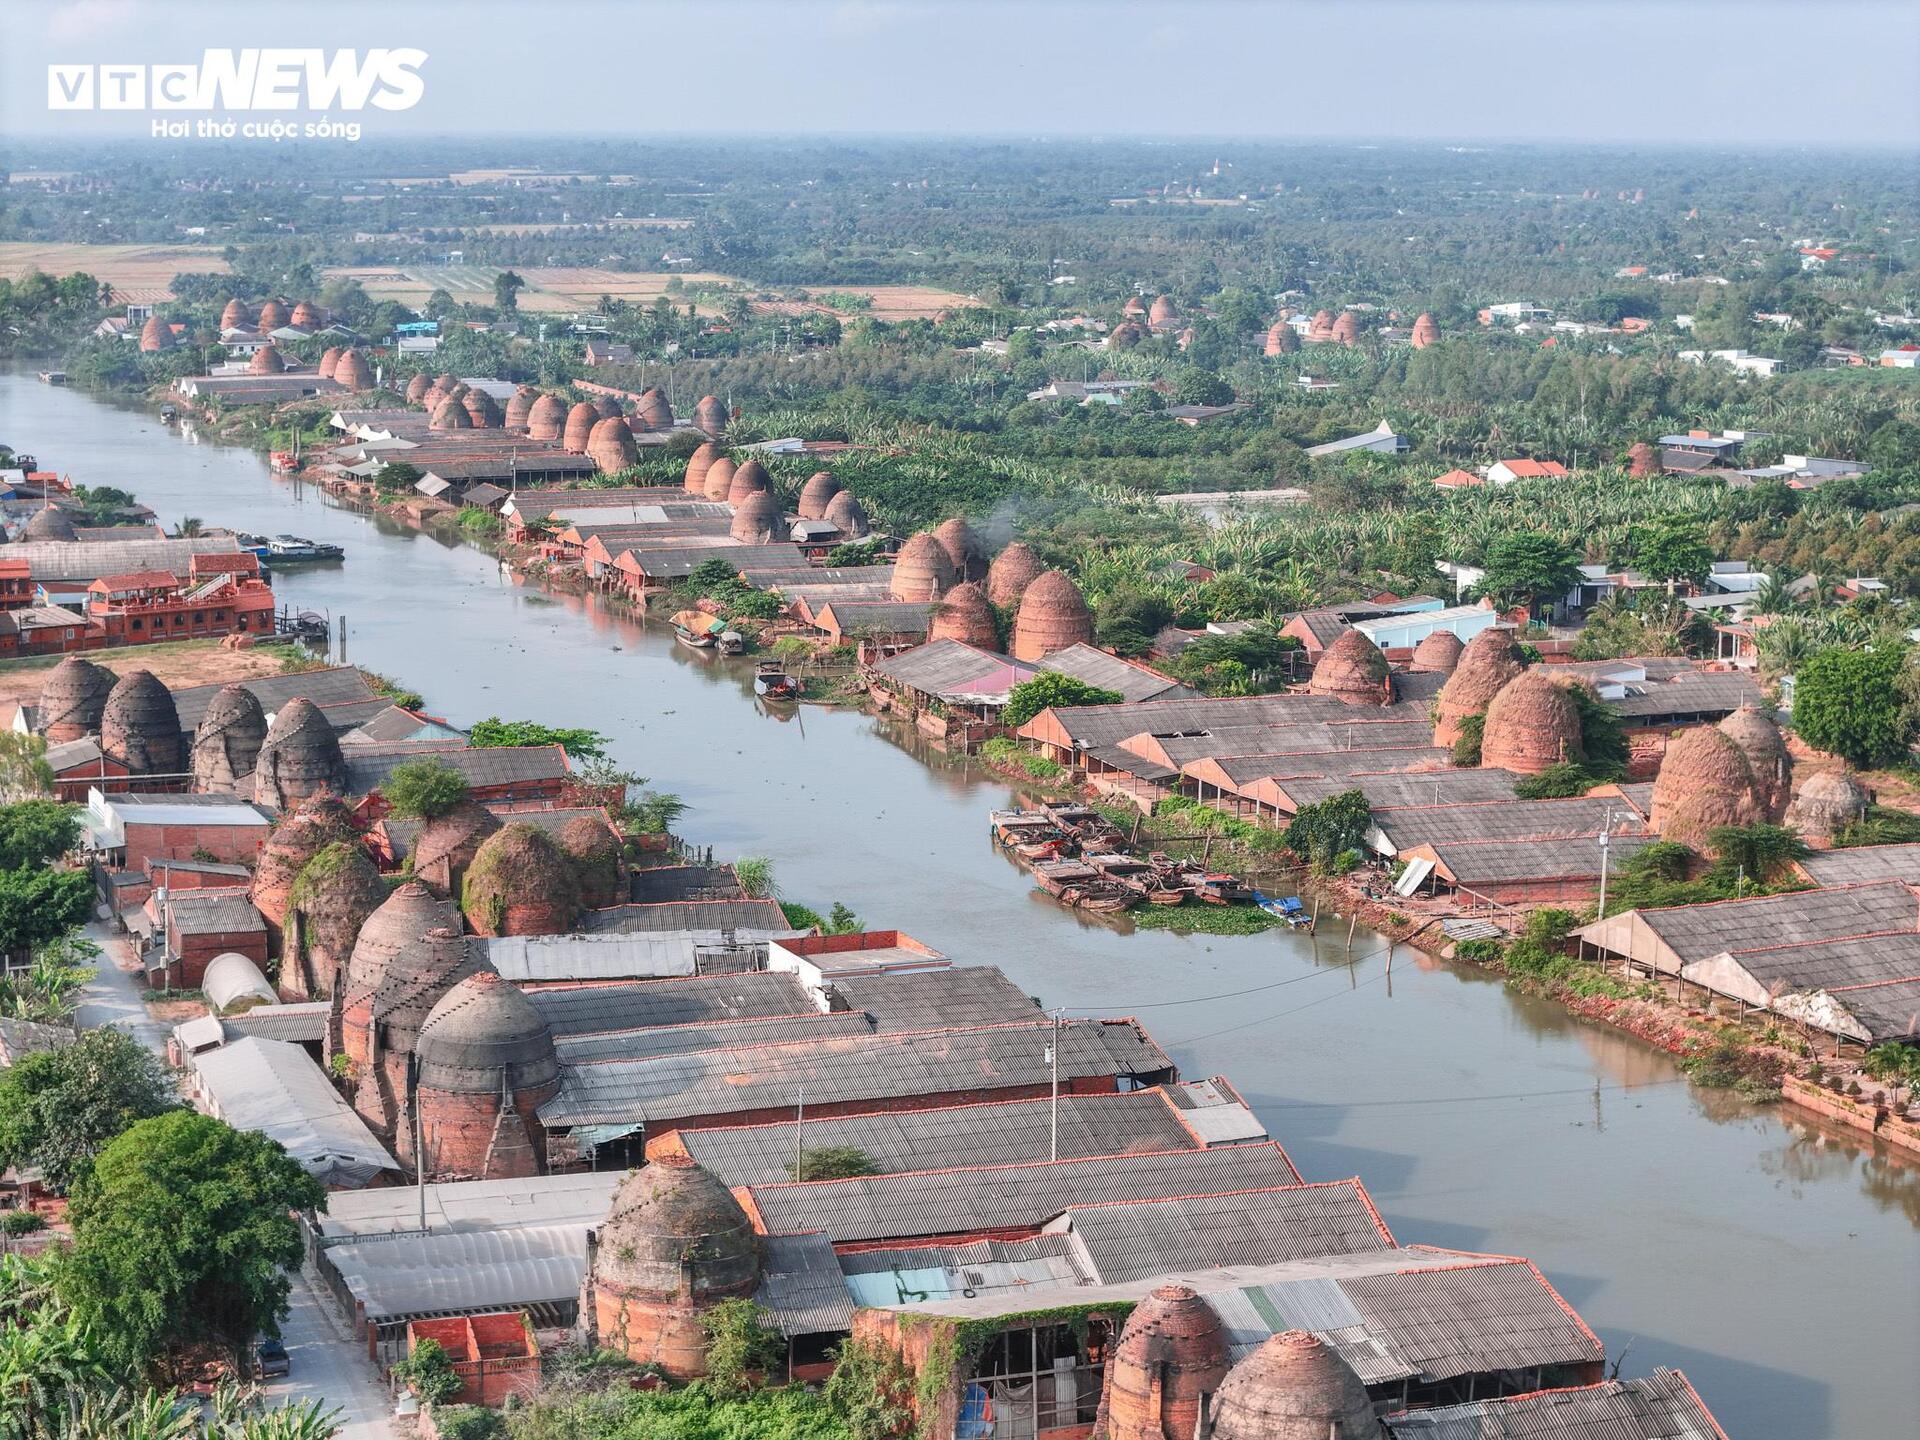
71;919;171;1057
72;920;398;1437
260;1264;398;1440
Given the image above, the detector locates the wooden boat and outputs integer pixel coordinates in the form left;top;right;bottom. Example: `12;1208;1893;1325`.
1031;859;1135;913
1043;804;1125;850
990;810;1060;847
671;609;723;649
1255;891;1315;930
754;660;801;699
37;371;67;386
1192;871;1254;906
1087;853;1156;897
265;534;344;561
718;631;747;657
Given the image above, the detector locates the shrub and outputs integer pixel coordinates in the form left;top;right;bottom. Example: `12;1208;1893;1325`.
1002;674;1124;728
787;1146;878;1181
0;1211;44;1235
393;1336;462;1406
381;758;469;819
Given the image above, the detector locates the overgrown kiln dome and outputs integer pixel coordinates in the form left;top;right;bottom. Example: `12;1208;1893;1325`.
1433;627;1525;747
823;490;870;538
190;683;268;793
1149;294;1178;325
403;372;431;404
1649;725;1760;849
36;656;115;743
504;386;538;428
250;794;356;927
23;506;78;542
332;349;374;391
694;395;729;436
289;300;321;329
248;344;286;375
412;799;503;898
591;395;623;421
219;298;250;330
727;458;772;504
286;840;387;994
527;394;567;440
637;387;674;430
729;491;781;544
431;399;472;430
929;582;999;649
987;542;1045;607
1264;321;1299;356
1719;706;1791;822
256;299;289;330
1206;1330;1381;1440
933;517;987;582
463;389;502;428
797;471;842;519
1410;312;1440;348
100;669;183;775
558;814;623;909
1011;570;1093;662
1409;629;1464;674
1479;669;1583;774
563;402;600;453
683;443;720;496
702;456;737;503
1627;441;1659;476
588;416;638;474
1786;769;1868;844
890;532;958;602
1309;630;1392;707
318;347;343;380
139;316;174;352
463;823;581;937
592;1155;762;1303
415;970;559;1097
253;697;346;809
1108;322;1145;349
1101;1284;1231;1440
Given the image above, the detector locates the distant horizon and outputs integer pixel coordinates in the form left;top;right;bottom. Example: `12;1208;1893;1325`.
3;0;1915;149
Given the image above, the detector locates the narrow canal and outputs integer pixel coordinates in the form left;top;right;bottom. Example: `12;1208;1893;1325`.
4;373;1914;1438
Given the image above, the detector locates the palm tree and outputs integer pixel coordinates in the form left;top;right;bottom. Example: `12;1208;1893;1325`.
172;517;203;538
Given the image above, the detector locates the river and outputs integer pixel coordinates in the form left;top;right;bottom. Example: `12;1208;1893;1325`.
4;372;1915;1438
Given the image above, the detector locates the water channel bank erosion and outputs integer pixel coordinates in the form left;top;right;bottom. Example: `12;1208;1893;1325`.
3;371;1917;1437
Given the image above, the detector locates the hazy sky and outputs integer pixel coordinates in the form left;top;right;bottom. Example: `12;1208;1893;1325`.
4;0;1916;148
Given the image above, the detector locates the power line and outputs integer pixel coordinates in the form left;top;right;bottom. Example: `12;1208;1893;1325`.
1064;938;1406;1012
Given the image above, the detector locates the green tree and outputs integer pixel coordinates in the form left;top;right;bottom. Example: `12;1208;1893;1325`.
1632;518;1714;591
1171;368;1233;407
787;1145;877;1182
372;461;422;494
379;758;470;820
1475;533;1581;619
0;736;55;802
1002;674;1124;728
699;1299;784;1394
1793;646;1914;768
1283;789;1372;871
1706;823;1809;888
491;271;525;315
0;800;79;869
0;1028;173;1194
61;1111;326;1375
466;717;610;759
0;867;92;958
392;1337;462;1406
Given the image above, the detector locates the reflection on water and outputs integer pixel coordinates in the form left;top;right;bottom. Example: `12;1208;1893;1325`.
3;371;1915;1439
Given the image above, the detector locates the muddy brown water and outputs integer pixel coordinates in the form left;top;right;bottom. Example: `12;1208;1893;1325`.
5;372;1915;1438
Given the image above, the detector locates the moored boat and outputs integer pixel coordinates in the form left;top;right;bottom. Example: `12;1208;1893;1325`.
671;609;724;649
754;659;801;699
719;630;747;656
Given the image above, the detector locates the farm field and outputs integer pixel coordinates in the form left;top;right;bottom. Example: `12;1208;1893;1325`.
322;263;740;313
0;242;230;301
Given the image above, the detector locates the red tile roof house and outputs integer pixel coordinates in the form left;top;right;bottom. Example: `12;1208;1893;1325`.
1486;458;1570;485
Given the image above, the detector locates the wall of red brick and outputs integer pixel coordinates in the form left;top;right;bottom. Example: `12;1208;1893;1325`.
167;927;267;988
126;821;266;872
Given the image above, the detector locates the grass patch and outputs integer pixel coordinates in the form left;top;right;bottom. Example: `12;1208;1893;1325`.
978;737;1065;780
1131;903;1277;935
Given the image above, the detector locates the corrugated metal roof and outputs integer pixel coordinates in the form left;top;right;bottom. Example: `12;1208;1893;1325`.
1609;671;1761;722
167;890;266;935
1817;976;1920;1043
869;639;1036;701
1621;881;1917;966
223;1000;331;1044
827;967;1041;1032
1713;930;1920;992
757;1232;858;1337
746;1144;1302;1244
1283;769;1521;813
317;1171;621;1240
539;1018;1174;1128
1039;644;1194;704
1343;1259;1601;1381
325;1224;586;1321
1383;1368;1723;1439
485;932;703;984
840;1234;1086;1310
528;972;813;1035
556;1010;874;1063
1063;1181;1385;1284
1374;799;1643;851
170;667;383;735
628;864;744;903
343;743;567;795
676;1088;1205;1188
8;536;242;584
1426;835;1649;886
1800;842;1920;888
581;900;795;934
192;1037;395;1186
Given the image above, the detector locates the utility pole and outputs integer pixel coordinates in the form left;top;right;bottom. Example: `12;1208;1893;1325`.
410;1053;428;1234
794;1086;805;1182
1596;805;1613;920
1047;1009;1062;1162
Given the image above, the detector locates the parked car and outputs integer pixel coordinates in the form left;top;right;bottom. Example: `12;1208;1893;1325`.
254;1336;290;1378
